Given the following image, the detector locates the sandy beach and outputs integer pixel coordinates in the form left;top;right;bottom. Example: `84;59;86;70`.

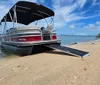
0;40;100;85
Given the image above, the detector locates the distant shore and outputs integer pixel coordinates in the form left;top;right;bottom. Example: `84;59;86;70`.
58;34;96;37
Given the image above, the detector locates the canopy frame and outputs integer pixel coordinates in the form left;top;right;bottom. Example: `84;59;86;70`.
1;1;54;25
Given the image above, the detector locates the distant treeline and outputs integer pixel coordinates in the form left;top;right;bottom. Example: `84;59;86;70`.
96;33;100;38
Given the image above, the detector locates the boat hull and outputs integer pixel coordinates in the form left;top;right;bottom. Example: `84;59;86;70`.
1;43;33;56
1;40;61;56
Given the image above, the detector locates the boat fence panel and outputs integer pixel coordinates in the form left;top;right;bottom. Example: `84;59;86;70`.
45;44;89;58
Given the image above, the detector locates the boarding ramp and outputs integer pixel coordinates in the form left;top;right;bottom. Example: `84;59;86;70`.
45;44;89;58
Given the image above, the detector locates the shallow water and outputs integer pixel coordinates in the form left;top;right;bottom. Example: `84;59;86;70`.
58;35;96;45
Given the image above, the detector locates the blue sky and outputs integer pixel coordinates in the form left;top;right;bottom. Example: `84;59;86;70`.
0;0;100;35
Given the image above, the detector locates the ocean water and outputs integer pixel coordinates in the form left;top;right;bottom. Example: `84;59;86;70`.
57;35;97;45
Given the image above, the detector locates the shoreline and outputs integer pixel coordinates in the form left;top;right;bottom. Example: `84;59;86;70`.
68;38;100;45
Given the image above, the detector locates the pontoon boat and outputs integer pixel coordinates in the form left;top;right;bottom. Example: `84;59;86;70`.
0;1;60;55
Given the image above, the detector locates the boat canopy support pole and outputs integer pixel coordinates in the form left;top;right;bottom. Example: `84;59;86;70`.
13;5;17;27
37;10;54;30
33;11;54;28
9;12;14;23
0;22;3;34
8;5;17;28
33;12;48;25
38;10;51;25
3;17;7;34
13;5;17;23
8;10;15;28
0;22;2;32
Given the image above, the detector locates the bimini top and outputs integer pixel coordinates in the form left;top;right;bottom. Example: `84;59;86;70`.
1;1;54;25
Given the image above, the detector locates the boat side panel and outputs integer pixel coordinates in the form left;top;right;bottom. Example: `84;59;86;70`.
1;43;33;56
2;40;61;46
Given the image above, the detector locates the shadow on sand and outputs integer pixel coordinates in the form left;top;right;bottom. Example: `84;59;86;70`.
31;45;76;57
45;50;76;57
0;45;76;58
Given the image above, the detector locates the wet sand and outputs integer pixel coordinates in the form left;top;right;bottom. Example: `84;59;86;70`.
0;40;100;85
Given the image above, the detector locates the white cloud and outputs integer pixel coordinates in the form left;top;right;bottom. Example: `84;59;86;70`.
80;9;91;15
92;0;97;5
51;0;100;30
61;0;74;5
76;0;87;8
0;0;38;5
11;0;37;3
0;5;9;20
54;3;79;25
96;21;100;25
84;21;100;29
69;24;75;29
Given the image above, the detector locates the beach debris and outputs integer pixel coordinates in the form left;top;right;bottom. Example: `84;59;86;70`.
17;65;21;68
12;68;16;71
84;67;87;71
74;76;77;79
0;77;4;81
92;42;95;44
24;67;28;70
70;42;77;45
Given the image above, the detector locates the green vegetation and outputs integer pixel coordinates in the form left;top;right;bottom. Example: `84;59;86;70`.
96;33;100;38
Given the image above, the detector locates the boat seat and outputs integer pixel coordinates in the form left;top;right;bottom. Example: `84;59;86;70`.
40;27;45;31
46;24;53;31
6;26;41;34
